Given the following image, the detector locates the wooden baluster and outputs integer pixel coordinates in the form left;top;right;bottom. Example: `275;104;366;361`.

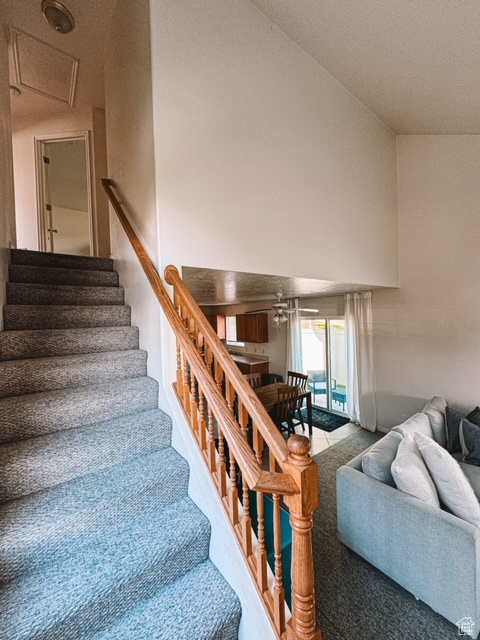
189;370;198;434
238;399;253;556
284;435;322;640
182;354;190;415
273;492;286;635
217;426;227;497
175;339;183;401
207;407;217;473
214;360;224;396
228;449;239;526
198;388;207;451
255;490;268;593
205;344;213;377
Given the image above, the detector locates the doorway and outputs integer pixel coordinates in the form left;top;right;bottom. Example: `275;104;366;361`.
35;132;93;256
300;317;348;415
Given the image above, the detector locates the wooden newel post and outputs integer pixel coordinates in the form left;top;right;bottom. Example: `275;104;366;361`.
284;435;322;640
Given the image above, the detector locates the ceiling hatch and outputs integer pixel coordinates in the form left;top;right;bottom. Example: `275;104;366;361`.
10;29;78;106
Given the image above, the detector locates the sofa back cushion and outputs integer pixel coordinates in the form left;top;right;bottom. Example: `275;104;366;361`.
391;433;440;507
392;412;433;439
414;432;480;527
361;431;403;486
422;396;447;446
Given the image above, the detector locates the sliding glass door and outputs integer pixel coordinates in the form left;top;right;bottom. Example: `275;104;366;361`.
300;318;347;415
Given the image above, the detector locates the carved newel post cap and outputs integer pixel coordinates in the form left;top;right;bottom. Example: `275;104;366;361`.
287;434;312;464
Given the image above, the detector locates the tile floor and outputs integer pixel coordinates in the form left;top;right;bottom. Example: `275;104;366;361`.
292;420;361;456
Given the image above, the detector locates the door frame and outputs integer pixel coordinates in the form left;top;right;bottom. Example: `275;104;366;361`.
34;131;94;255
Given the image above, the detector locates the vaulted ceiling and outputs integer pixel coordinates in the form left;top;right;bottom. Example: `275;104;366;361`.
4;0;480;304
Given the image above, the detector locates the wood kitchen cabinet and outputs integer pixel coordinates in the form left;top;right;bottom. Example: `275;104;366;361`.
235;313;268;343
205;314;226;339
235;360;269;376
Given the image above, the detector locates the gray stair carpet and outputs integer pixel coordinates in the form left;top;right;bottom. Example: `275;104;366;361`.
0;249;241;640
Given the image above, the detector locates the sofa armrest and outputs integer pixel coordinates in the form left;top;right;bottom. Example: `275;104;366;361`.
337;464;480;629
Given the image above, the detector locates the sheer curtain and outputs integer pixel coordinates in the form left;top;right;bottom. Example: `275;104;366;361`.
345;291;377;431
286;299;302;377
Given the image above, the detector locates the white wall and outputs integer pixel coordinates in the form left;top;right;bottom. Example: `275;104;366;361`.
150;0;398;289
0;22;17;328
373;136;480;428
104;0;166;405
11;107;110;256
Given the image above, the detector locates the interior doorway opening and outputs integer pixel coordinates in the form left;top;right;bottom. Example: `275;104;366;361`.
35;132;93;256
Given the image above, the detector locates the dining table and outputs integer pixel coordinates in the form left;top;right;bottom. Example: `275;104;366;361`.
254;382;313;436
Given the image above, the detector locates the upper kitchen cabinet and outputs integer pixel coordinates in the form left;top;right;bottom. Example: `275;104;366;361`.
235;313;268;343
205;314;226;339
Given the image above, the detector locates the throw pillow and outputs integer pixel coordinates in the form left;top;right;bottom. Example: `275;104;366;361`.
460;418;480;467
391;433;440;507
421;396;447;446
362;431;403;486
445;406;463;454
391;412;433;439
466;406;480;427
414;432;480;527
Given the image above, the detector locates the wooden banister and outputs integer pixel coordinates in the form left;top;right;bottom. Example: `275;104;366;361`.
102;178;321;640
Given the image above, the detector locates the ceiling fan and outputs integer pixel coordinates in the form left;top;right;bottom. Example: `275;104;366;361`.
245;293;318;325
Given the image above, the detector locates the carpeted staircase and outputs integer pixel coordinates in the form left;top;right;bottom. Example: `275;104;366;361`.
0;249;241;640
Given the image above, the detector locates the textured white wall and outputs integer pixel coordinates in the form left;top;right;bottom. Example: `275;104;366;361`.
373;136;480;428
104;0;166;404
0;23;17;329
150;0;398;289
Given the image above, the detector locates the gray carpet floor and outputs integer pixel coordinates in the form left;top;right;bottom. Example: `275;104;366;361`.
313;429;462;640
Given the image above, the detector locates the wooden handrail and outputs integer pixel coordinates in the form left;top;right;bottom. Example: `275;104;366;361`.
102;178;321;640
102;178;296;495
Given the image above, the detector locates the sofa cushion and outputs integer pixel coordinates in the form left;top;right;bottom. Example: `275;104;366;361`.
460;418;480;467
414;432;480;527
467;406;480;427
392;412;433;439
446;406;464;454
391;434;440;507
422;396;447;446
361;431;403;486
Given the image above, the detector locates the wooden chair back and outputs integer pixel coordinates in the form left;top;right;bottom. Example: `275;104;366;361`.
274;385;299;436
286;370;308;392
244;372;262;389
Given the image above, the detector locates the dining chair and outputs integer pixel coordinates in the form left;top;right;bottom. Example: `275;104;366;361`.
286;370;309;431
244;372;262;389
273;385;299;437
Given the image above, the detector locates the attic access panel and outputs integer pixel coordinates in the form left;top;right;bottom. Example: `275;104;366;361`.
11;29;78;106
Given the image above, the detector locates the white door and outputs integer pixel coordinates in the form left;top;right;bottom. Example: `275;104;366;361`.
36;134;93;256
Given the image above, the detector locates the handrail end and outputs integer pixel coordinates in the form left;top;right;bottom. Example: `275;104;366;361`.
165;264;180;285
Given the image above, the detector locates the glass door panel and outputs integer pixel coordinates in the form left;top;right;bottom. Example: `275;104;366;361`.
301;319;327;409
329;319;347;414
301;317;348;415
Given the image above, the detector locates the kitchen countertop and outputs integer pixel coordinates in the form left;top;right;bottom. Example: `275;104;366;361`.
231;354;269;365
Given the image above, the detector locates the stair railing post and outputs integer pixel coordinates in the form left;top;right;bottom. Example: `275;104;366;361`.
283;435;322;640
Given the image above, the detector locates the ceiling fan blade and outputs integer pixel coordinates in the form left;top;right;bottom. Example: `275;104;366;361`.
298;308;319;313
244;308;273;314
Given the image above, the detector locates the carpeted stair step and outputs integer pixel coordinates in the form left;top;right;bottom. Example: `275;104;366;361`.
6;283;124;306
0;350;148;397
11;248;113;272
0;326;140;361
0;376;159;444
4;304;131;330
0;408;172;502
0;497;211;640
87;559;242;640
9;264;119;287
0;445;189;581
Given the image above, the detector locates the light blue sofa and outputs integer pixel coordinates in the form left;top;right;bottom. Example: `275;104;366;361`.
336;398;480;636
